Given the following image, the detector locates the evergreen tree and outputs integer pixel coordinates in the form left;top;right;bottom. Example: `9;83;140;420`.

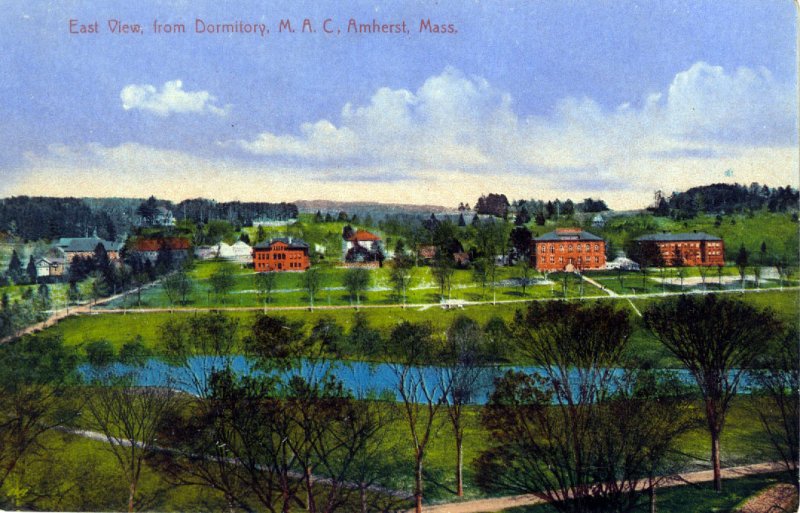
26;255;38;284
6;250;23;283
458;213;466;227
313;210;323;223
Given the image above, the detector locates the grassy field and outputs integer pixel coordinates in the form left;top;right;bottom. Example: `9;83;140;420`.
41;289;799;370
98;260;604;310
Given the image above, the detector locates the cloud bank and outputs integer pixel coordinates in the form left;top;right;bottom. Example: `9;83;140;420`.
9;63;797;209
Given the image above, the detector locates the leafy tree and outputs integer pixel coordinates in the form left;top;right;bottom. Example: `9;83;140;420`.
135;196;160;226
245;314;305;363
90;273;110;306
84;339;116;367
644;295;782;491
0;333;79;492
67;280;82;306
303;267;322;309
514;205;530;225
389;253;414;304
307;317;346;357
509;226;532;264
346;312;382;358
162;269;193;306
36;283;51;311
254;271;277;310
343;268;370;306
627;240;664;291
256;225;267;243
208;264;236;304
735;244;749;289
119;338;150;367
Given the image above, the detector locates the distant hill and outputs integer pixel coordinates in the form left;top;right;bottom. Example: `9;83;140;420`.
295;200;454;218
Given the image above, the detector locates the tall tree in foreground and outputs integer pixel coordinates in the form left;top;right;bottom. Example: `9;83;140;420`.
751;328;799;486
85;372;178;512
386;322;449;513
476;302;695;512
644;294;782;492
0;334;78;492
439;316;491;497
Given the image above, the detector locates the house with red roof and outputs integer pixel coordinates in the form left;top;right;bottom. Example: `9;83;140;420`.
130;237;191;265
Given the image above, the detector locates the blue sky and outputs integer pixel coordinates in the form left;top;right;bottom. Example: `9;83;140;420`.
1;0;797;208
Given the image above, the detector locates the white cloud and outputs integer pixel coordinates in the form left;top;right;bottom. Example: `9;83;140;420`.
10;63;796;209
234;62;795;185
120;79;229;116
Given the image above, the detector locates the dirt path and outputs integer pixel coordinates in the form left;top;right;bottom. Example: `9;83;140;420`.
0;280;161;344
416;462;787;513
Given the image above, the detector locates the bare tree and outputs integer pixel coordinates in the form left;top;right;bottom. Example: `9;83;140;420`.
644;294;782;491
476;302;695;513
85;372;178;512
751;328;799;485
439;316;491;496
386;322;449;513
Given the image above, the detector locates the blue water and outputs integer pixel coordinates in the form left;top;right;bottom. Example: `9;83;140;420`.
80;357;756;405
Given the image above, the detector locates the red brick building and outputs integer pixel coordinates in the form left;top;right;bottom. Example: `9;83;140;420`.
532;228;606;272
253;237;310;272
634;233;725;266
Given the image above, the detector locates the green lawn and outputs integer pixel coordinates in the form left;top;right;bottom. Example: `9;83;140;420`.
97;260;605;310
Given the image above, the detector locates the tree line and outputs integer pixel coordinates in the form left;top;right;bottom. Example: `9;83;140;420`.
649;182;799;219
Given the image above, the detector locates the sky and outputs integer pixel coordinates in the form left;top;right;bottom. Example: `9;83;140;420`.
1;0;797;210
